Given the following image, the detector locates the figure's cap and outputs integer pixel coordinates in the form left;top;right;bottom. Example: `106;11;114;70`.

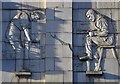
86;9;95;17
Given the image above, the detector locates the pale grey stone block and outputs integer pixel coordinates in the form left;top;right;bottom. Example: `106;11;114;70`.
63;71;72;82
119;9;120;20
45;58;54;71
62;45;72;57
45;71;63;82
55;57;72;71
46;8;54;20
114;2;119;8
55;8;72;20
46;2;64;8
30;59;45;72
2;72;18;82
102;59;120;82
104;48;118;59
31;73;45;82
115;34;119;46
97;2;116;8
111;9;119;21
64;2;72;8
46;33;72;45
73;34;86;46
18;78;30;82
74;72;88;82
2;10;10;22
63;21;72;32
46;44;63;58
59;33;72;44
22;2;40;9
46;20;64;32
104;59;119;75
97;9;112;19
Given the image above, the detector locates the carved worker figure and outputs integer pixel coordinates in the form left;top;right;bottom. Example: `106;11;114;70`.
6;10;45;72
79;9;113;71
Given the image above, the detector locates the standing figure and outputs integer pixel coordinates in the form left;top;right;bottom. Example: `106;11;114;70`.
6;10;31;72
79;9;113;71
6;10;45;72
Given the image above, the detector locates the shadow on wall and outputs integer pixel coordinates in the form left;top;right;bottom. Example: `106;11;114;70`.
73;2;120;82
2;2;68;81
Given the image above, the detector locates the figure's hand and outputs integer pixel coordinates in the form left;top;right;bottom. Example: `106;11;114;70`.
89;32;94;37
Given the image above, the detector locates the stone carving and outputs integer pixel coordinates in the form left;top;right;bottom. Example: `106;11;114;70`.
50;34;72;51
6;10;46;72
79;9;113;71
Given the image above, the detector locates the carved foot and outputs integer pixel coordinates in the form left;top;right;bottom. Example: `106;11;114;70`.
94;66;101;71
79;56;92;61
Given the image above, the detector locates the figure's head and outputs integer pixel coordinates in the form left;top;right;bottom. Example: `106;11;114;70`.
86;9;96;22
30;10;46;23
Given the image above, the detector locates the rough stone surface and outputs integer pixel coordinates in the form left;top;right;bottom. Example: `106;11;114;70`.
46;33;72;45
45;71;63;82
97;2;116;8
46;2;64;8
55;8;72;20
2;1;120;83
64;2;72;8
63;71;72;82
55;57;72;71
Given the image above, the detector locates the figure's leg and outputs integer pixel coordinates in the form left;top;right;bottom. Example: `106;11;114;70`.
79;35;92;71
79;35;92;61
23;41;30;71
85;35;92;59
94;47;103;71
13;42;24;72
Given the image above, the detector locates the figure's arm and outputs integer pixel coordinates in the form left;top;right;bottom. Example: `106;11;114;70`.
6;22;16;50
23;27;31;42
94;18;108;37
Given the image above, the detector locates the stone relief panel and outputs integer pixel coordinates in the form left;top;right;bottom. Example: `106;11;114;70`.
4;10;46;72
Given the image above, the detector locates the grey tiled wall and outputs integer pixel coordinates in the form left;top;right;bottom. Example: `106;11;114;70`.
2;1;72;83
73;2;120;82
1;1;120;83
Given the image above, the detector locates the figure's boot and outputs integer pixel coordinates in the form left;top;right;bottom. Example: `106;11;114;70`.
79;53;92;61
